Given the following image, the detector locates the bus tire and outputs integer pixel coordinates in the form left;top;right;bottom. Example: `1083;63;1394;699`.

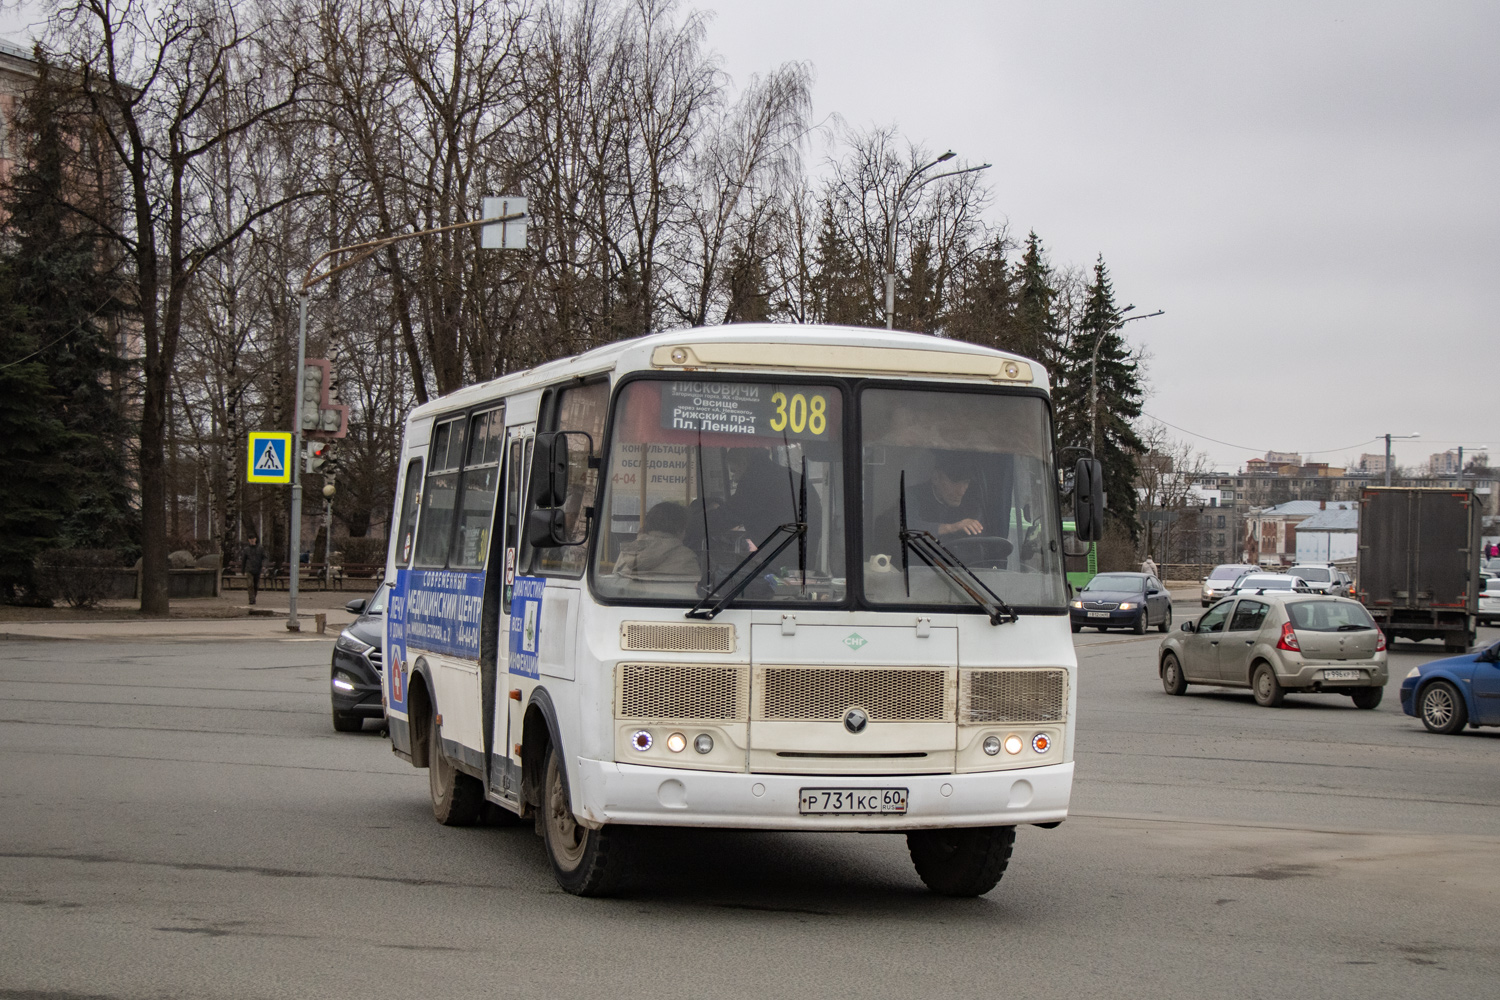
906;825;1015;897
543;744;629;896
428;705;483;826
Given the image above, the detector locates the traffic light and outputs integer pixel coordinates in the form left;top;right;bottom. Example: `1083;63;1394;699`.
306;440;329;474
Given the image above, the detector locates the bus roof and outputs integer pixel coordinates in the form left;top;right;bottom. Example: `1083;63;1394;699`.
408;324;1051;422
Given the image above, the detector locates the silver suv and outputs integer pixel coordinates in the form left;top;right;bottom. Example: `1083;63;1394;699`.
1158;593;1387;708
1287;564;1352;598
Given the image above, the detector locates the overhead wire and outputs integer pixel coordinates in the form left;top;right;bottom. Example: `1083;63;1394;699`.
1139;410;1380;459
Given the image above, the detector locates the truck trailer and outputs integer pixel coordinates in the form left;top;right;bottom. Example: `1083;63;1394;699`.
1357;487;1480;652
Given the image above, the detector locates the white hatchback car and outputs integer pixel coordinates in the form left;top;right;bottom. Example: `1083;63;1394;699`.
1480;576;1500;627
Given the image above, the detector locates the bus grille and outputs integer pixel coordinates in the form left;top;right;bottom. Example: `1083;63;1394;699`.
617;664;744;720
620;621;736;653
960;669;1067;723
757;667;950;722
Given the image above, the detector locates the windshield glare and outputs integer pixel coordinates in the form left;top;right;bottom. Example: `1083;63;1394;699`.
1084;574;1145;592
1290;567;1331;582
1240;577;1291;589
593;379;846;604
860;387;1065;610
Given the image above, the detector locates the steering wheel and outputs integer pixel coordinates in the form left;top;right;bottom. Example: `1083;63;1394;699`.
940;535;1014;569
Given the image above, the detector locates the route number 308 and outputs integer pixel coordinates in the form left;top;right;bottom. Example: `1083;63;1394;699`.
769;392;828;436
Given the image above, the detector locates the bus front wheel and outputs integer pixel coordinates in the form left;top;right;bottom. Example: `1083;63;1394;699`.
542;744;630;896
907;825;1015;897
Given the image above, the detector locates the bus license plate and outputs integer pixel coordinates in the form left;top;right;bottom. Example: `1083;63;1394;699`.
1323;669;1362;681
799;788;908;815
1087;611;1110;618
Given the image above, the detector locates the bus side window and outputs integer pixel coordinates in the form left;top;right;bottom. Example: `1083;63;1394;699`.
450;408;503;570
531;381;608;577
394;458;423;568
413;417;466;567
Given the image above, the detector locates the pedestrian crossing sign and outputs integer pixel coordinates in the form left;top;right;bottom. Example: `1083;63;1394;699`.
247;432;293;484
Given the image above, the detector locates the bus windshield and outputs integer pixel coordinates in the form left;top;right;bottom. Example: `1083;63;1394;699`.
593;378;847;604
860;387;1065;610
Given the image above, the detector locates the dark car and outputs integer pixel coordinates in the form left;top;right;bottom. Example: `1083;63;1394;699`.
1399;638;1500;734
1070;571;1172;634
331;585;386;732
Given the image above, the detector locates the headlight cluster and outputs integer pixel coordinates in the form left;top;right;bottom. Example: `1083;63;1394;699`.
982;732;1052;756
1069;600;1083;609
1118;602;1137;611
631;729;714;755
331;670;357;693
1405;666;1421;679
335;630;373;656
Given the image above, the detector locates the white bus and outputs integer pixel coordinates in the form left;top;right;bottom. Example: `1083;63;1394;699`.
380;325;1101;896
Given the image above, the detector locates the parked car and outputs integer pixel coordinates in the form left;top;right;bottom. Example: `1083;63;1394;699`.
1479;577;1500;627
1229;572;1315;596
1201;563;1260;607
1287;564;1352;598
1157;593;1388;707
1070;571;1173;634
331;585;386;732
1399;639;1500;733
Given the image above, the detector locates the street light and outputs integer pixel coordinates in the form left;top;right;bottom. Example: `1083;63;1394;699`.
1088;306;1164;456
884;151;991;330
285;206;525;631
1382;432;1420;487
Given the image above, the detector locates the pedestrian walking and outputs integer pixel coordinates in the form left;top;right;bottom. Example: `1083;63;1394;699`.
1141;555;1158;578
241;534;266;605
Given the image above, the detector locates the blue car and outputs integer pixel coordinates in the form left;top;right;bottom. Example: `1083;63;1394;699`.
1399;638;1500;734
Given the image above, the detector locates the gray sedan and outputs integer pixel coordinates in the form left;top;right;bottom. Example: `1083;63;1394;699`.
1157;593;1388;708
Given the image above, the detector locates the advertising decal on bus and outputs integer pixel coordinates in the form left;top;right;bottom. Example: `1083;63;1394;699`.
509;575;546;678
386;567;487;713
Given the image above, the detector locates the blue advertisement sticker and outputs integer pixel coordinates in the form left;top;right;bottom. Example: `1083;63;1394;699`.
508;576;546;678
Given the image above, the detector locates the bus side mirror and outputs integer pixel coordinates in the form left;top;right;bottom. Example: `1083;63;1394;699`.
1074;458;1105;542
528;508;569;547
530;432;570;508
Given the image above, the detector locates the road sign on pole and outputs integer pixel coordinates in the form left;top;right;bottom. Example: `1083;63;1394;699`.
480;196;528;249
247;432;293;484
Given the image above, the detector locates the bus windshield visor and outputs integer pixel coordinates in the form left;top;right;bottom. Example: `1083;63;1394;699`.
593;379;846;605
861;388;1066;610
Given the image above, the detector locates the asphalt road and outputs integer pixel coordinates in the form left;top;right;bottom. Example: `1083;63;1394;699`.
1;607;1496;1000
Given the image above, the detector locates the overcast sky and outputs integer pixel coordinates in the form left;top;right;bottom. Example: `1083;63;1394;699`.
4;2;1495;474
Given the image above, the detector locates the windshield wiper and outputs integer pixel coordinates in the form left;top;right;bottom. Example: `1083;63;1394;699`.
898;471;1017;626
686;521;806;620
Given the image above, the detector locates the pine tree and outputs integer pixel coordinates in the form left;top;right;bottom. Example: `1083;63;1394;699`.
946;236;1015;351
1054;256;1144;539
1012;231;1062;368
0;57;135;596
811;200;876;327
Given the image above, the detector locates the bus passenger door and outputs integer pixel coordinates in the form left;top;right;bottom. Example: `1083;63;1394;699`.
494;428;534;802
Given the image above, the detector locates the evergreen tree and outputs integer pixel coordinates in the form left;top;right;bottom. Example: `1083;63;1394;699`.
1011;231;1062;368
946;236;1015;350
897;237;942;333
0;57;135;597
721;243;772;324
1054;256;1144;539
811;200;876;327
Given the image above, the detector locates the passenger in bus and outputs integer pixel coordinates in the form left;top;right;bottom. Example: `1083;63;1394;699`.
613;501;701;582
724;446;822;556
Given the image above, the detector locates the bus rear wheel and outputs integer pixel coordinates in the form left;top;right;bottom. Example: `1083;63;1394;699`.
542;744;629;897
907;825;1015;897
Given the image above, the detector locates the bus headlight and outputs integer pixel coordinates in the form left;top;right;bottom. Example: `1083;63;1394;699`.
1003;734;1024;755
665;732;687;753
983;736;1001;756
693;734;714;754
630;730;652;751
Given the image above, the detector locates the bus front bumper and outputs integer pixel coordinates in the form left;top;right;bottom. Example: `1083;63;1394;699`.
572;758;1073;831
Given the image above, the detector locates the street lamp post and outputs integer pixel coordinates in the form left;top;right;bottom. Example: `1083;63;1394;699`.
285;209;525;631
1382;432;1420;488
1088;306;1163;456
884;152;991;331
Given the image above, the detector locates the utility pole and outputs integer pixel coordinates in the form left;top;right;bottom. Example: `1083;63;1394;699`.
286;207;526;631
1382;431;1420;488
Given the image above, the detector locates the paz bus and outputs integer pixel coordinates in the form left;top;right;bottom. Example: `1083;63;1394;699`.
379;325;1102;896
